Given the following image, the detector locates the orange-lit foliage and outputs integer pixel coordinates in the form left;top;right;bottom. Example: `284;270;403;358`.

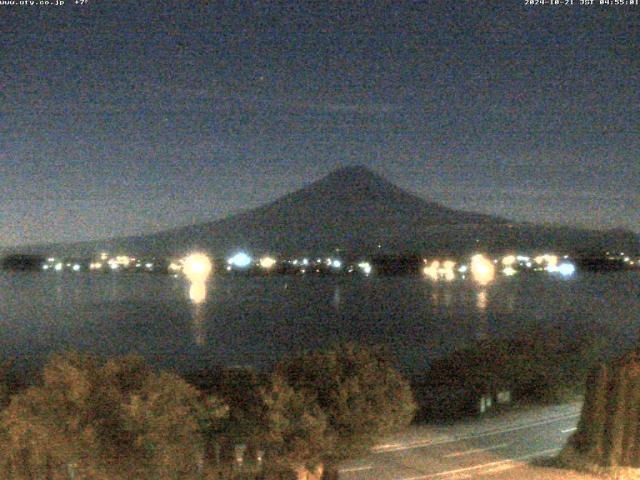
0;352;226;479
276;343;416;459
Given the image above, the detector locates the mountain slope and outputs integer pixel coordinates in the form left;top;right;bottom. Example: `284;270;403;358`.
7;166;639;257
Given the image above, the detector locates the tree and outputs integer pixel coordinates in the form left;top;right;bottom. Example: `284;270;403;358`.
257;374;332;478
0;352;104;479
0;352;227;479
122;370;228;478
0;254;45;271
276;343;416;460
0;360;11;409
563;349;640;469
426;327;606;407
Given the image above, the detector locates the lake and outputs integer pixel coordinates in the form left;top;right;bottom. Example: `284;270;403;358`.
1;270;638;375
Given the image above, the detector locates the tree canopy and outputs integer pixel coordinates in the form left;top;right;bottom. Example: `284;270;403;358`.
0;352;227;480
276;343;416;459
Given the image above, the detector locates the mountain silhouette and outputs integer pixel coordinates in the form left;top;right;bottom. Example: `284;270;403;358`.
7;166;639;257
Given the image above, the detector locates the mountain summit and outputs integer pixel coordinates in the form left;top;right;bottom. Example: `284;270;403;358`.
13;166;639;257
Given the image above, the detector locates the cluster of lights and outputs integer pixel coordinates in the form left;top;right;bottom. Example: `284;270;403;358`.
35;248;587;280
108;255;132;270
421;252;578;284
357;261;372;275
224;253;349;274
42;258;81;273
41;253;164;274
423;260;456;282
606;251;639;266
535;254;558;269
495;253;576;277
418;251;575;284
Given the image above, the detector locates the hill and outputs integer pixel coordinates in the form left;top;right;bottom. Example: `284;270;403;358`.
5;166;639;258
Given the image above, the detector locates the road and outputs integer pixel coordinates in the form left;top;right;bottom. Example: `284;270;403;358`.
338;402;598;479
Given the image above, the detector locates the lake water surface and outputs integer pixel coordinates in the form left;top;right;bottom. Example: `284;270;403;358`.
1;271;638;375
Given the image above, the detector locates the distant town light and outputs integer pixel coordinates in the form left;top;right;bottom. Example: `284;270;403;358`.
72;264;81;272
358;262;372;275
557;263;576;276
423;260;439;281
54;262;63;272
502;255;516;267
332;259;342;269
228;252;252;268
424;259;456;281
259;256;277;269
115;256;131;267
471;254;495;286
183;253;213;283
442;260;456;281
42;265;49;271
535;254;558;267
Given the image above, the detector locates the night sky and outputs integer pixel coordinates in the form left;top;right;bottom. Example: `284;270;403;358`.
1;1;638;248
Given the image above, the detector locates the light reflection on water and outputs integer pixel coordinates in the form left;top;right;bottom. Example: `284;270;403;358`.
476;290;488;340
0;271;638;374
332;285;341;310
188;280;208;346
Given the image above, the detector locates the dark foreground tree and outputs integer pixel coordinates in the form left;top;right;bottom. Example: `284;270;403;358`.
561;349;640;469
276;343;416;460
257;374;332;479
0;254;45;271
0;352;227;479
0;361;10;409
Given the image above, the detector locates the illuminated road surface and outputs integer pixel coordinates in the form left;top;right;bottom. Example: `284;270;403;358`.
338;403;599;479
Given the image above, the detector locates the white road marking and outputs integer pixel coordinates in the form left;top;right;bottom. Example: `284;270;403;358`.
339;465;373;473
444;443;509;458
479;463;519;476
374;413;579;453
561;427;577;433
395;447;561;480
